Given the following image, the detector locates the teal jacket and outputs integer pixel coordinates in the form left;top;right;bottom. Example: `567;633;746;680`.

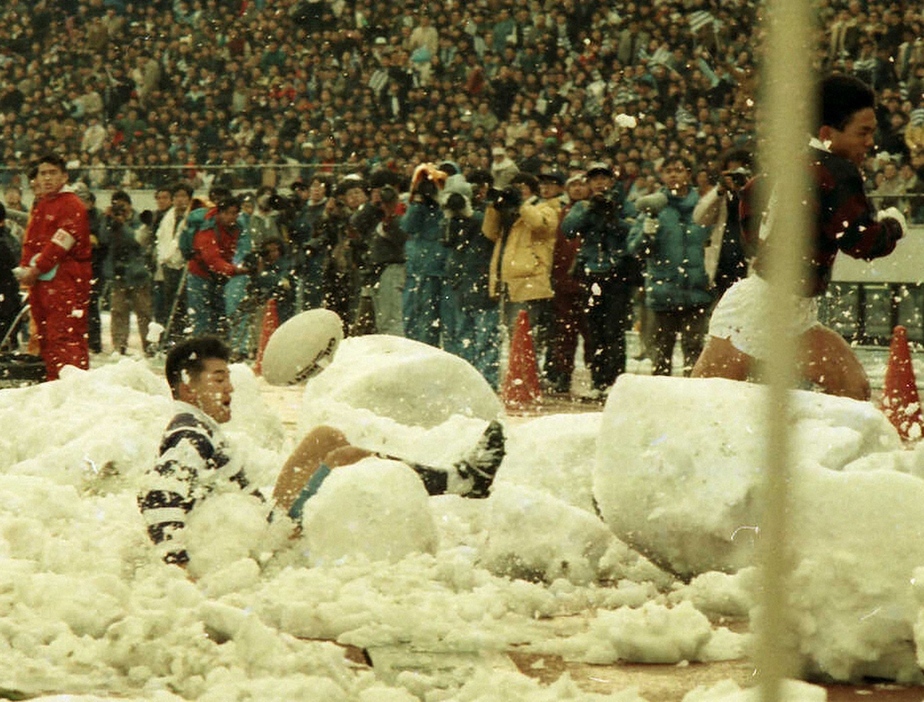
561;195;639;283
627;188;714;312
401;199;447;278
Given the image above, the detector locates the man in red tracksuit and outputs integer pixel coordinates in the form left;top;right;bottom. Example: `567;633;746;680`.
17;154;92;380
185;195;248;336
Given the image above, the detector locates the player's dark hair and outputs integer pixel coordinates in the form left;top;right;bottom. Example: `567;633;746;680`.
208;185;232;204
819;74;876;132
720;147;753;170
466;169;493;187
310;175;334;198
663;155;692;172
510;171;539;194
165;336;230;398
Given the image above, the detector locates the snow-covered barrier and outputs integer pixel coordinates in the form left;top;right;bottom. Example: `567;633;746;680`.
595;374;924;681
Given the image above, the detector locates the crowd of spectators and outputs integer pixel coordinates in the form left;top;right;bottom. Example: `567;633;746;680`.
0;0;917;218
1;0;923;392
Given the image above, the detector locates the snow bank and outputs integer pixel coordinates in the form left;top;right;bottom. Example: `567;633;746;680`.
596;374;924;681
594;375;901;577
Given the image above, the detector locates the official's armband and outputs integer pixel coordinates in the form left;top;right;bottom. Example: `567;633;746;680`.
51;228;76;251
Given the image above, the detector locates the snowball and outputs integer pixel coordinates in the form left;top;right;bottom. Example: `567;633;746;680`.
300;458;439;565
185;492;275;579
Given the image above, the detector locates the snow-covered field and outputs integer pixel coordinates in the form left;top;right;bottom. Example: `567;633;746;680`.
3;330;924;701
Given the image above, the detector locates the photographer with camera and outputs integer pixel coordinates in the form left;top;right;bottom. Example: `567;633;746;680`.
289;176;334;312
627;156;714;378
312;176;367;331
351;178;407;336
249;186;284;251
246;237;296;324
441;178;499;388
693;148;754;302
561;162;639;397
401;163;449;347
100;190;154;356
482;172;558;380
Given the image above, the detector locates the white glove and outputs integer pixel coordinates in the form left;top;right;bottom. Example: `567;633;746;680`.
877;206;907;237
642;216;658;235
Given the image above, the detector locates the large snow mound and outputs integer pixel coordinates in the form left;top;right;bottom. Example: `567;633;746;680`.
596;374;924;681
594;375;901;577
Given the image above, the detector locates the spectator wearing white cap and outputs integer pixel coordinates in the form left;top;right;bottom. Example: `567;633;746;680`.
490;146;519;189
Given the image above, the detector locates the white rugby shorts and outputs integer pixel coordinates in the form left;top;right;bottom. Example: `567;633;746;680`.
707;275;821;359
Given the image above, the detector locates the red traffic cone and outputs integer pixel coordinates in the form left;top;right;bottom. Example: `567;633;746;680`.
502;309;542;411
254;298;280;376
879;325;924;442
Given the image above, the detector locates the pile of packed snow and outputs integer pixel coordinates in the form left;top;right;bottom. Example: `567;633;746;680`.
2;337;924;699
597;373;924;683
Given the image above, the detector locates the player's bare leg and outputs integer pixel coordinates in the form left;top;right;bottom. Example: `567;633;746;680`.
800;325;871;401
691;335;753;382
273;426;371;510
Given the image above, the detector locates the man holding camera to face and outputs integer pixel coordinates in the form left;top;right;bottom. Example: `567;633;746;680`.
351;176;407;336
101;190;155;356
693;148;755;302
401;164;450;347
482;172;558;378
561;162;640;397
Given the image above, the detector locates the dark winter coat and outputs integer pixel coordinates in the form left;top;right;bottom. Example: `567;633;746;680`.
561;194;640;284
101;215;153;288
443;212;493;310
401;198;447;278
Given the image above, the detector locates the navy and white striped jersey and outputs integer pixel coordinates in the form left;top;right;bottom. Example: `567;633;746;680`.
138;402;250;565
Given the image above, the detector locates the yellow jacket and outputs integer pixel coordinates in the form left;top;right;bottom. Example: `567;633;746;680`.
482;197;558;302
